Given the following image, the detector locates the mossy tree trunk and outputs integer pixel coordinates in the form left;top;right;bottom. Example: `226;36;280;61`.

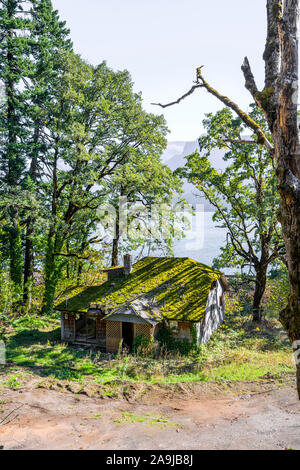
42;232;64;315
253;263;268;322
236;1;300;395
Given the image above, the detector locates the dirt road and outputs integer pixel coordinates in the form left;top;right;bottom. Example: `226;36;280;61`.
0;383;299;450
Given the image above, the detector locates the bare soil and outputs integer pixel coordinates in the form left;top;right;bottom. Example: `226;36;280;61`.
0;378;299;450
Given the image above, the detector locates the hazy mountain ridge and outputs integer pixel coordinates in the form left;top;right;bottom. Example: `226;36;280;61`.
162;139;227;210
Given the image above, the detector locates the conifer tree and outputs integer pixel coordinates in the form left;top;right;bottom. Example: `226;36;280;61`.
0;0;31;288
22;0;72;306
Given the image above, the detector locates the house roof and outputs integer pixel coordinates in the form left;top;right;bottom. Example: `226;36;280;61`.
55;257;223;322
103;301;160;326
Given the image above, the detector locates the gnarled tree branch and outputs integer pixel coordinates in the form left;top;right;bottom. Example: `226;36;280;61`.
152;67;274;154
195;67;274;154
151;83;204;108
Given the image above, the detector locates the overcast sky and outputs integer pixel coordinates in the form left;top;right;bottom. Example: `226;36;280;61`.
52;0;268;141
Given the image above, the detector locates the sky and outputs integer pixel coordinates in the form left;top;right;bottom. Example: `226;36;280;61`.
52;0;268;141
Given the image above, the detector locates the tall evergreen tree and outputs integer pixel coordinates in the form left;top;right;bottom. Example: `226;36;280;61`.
0;0;32;288
22;0;72;306
0;0;71;303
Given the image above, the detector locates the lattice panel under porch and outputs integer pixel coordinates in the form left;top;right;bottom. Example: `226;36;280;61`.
106;321;122;353
134;323;152;339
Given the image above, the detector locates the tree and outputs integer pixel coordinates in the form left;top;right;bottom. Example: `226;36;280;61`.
153;0;300;397
0;0;31;288
105;152;183;267
22;0;72;307
41;53;169;314
0;0;72;306
179;106;285;322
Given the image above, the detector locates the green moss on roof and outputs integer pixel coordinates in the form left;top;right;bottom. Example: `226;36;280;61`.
102;266;123;271
56;257;222;322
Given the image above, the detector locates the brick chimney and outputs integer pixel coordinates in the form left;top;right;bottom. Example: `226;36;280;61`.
123;254;132;275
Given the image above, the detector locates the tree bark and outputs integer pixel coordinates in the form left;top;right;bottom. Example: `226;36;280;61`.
253;264;268;322
42;140;60;315
23;124;40;307
23;221;34;307
272;1;300;398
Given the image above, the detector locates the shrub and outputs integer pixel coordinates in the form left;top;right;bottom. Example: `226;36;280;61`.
133;334;156;357
156;327;195;356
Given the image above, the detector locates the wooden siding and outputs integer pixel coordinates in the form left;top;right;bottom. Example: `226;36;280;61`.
61;312;75;342
176;321;192;342
96;315;106;348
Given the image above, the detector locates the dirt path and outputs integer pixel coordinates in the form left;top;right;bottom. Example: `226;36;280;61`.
0;384;299;450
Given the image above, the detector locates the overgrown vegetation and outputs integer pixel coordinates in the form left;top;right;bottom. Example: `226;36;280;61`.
0;275;294;394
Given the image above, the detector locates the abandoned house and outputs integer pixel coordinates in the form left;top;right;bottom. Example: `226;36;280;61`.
56;255;229;353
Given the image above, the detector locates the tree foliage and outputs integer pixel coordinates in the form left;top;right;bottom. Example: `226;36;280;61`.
178;105;285;321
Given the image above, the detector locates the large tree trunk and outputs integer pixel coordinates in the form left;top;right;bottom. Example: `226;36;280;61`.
278;194;300;396
41;142;60;315
244;0;300;396
23;220;34;307
42;232;63;315
23;125;40;307
253;264;268;322
272;1;300;398
8;208;23;288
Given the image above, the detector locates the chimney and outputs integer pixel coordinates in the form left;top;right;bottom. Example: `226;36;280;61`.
123;254;132;275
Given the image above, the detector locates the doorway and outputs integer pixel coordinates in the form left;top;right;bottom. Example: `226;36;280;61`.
122;322;134;351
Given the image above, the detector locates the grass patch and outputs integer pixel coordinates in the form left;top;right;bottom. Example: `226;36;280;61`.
114;412;180;428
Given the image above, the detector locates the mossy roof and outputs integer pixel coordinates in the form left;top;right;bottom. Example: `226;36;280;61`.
55;257;222;322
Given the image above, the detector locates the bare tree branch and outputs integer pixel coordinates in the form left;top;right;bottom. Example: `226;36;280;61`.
151;84;204;108
241;57;259;102
152;67;274;154
195;67;274;154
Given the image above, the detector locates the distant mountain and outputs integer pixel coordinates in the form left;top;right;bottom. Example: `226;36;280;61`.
162;139;227;211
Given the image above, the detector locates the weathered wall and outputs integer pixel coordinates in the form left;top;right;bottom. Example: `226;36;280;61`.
105;321;153;353
176;321;193;342
198;280;225;344
96;315;106;349
61;312;75;342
